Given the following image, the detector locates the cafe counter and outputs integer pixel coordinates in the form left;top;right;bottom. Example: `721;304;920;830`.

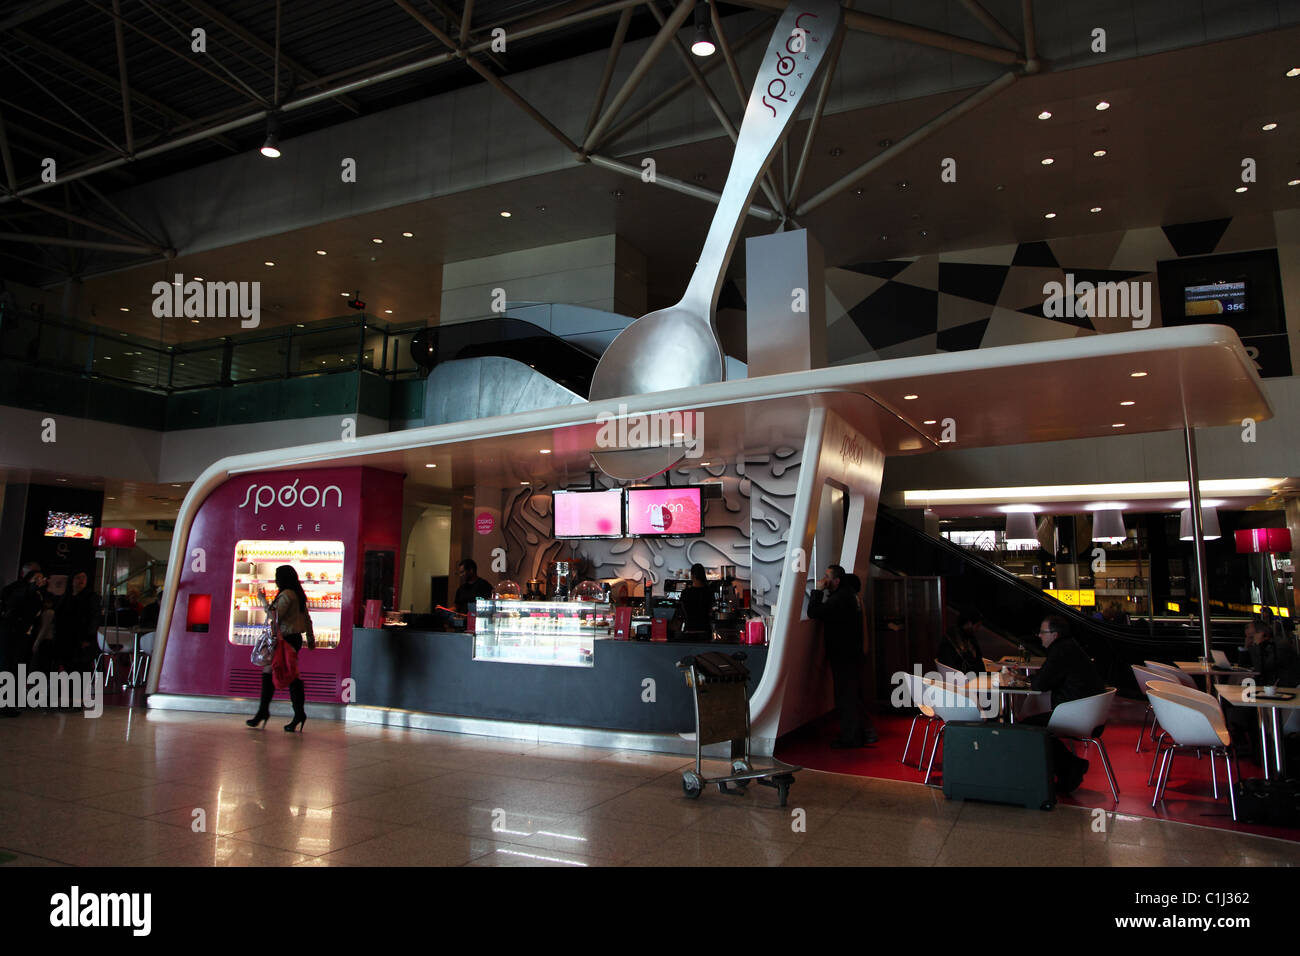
351;625;768;734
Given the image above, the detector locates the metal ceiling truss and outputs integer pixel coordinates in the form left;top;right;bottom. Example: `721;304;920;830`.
0;0;1038;285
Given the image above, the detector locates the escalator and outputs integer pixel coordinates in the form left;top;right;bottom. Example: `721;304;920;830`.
410;317;598;397
870;507;1242;693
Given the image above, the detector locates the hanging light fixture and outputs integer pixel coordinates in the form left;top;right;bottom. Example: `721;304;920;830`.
691;3;716;56
259;114;281;158
1091;509;1127;544
1005;512;1039;546
1179;507;1221;541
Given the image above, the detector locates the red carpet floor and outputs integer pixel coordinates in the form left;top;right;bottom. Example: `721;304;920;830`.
775;698;1300;842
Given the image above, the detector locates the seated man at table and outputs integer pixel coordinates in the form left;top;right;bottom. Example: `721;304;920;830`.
1248;614;1300;687
1022;615;1105;794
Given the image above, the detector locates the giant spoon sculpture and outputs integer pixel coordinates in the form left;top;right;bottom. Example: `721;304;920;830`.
588;0;843;481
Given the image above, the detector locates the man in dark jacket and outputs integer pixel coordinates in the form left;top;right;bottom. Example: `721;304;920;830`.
1;567;46;716
1247;616;1300;687
56;571;99;673
807;565;878;748
1025;615;1105;793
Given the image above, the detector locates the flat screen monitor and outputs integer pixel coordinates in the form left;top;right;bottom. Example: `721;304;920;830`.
626;486;704;537
44;511;94;539
1184;280;1247;318
552;489;625;539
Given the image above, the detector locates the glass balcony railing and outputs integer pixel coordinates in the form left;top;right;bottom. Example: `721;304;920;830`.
0;305;426;393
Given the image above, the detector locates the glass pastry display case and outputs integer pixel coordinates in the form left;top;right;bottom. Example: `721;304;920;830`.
473;598;613;667
230;539;345;649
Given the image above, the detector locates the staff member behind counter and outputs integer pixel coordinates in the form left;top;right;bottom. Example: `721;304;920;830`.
454;559;493;613
431;558;494;630
673;563;714;638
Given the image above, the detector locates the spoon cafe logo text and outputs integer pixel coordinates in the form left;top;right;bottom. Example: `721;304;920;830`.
762;11;822;117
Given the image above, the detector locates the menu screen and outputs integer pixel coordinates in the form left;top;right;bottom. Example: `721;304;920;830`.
626;487;703;537
553;489;625;539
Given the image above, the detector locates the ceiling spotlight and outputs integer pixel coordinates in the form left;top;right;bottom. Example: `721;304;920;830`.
923;419;937;425
193;276;203;281
315;250;327;255
903;394;919;400
1037;110;1052;120
119;307;129;312
259;114;281;158
1235;186;1248;193
1095;100;1110;110
500;211;512;218
1287;67;1300;77
402;231;414;237
1112;422;1126;428
1120;400;1135;406
1044;212;1057;219
691;3;715;56
1041;157;1054;165
372;237;383;243
539;449;552;454
1092;149;1107;157
1262;122;1278;131
1090;206;1102;213
1289;179;1300;187
1130;371;1147;377
384;309;393;314
263;260;275;266
425;463;436;468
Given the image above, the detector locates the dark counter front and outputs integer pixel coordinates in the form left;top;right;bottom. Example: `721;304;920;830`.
351;628;768;734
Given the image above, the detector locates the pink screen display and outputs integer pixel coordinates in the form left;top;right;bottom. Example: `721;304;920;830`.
626;488;703;536
553;489;624;538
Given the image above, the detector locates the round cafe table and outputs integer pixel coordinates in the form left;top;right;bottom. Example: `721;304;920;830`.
1215;682;1299;780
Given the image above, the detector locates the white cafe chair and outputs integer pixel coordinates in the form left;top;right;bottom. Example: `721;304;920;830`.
900;671;941;769
1131;664;1171;752
920;678;989;786
132;631;156;687
1143;660;1197;689
95;627;132;690
1047;688;1120;802
1146;682;1238;821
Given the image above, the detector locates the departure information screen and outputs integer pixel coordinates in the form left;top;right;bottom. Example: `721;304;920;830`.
1184;281;1247;317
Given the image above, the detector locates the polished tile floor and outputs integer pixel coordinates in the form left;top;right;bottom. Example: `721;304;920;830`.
0;706;1295;867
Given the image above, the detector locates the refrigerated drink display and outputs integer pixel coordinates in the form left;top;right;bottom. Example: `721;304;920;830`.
231;540;345;649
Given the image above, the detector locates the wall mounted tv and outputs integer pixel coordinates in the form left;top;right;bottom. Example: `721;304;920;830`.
626;486;704;538
45;511;94;539
1156;247;1290;377
552;488;625;539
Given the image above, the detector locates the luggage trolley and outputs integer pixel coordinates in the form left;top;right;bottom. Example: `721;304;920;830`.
676;651;800;806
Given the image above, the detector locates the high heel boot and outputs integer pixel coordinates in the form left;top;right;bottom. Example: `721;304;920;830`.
284;678;306;732
246;672;273;727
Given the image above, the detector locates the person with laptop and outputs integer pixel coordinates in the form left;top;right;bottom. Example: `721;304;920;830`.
1023;615;1105;794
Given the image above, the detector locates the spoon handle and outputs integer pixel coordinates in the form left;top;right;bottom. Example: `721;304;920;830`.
680;0;843;315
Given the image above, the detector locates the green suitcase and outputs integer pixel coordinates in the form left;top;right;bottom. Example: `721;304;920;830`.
941;721;1056;810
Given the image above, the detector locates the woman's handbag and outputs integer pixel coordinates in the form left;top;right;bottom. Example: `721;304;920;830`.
249;625;276;667
271;637;299;690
